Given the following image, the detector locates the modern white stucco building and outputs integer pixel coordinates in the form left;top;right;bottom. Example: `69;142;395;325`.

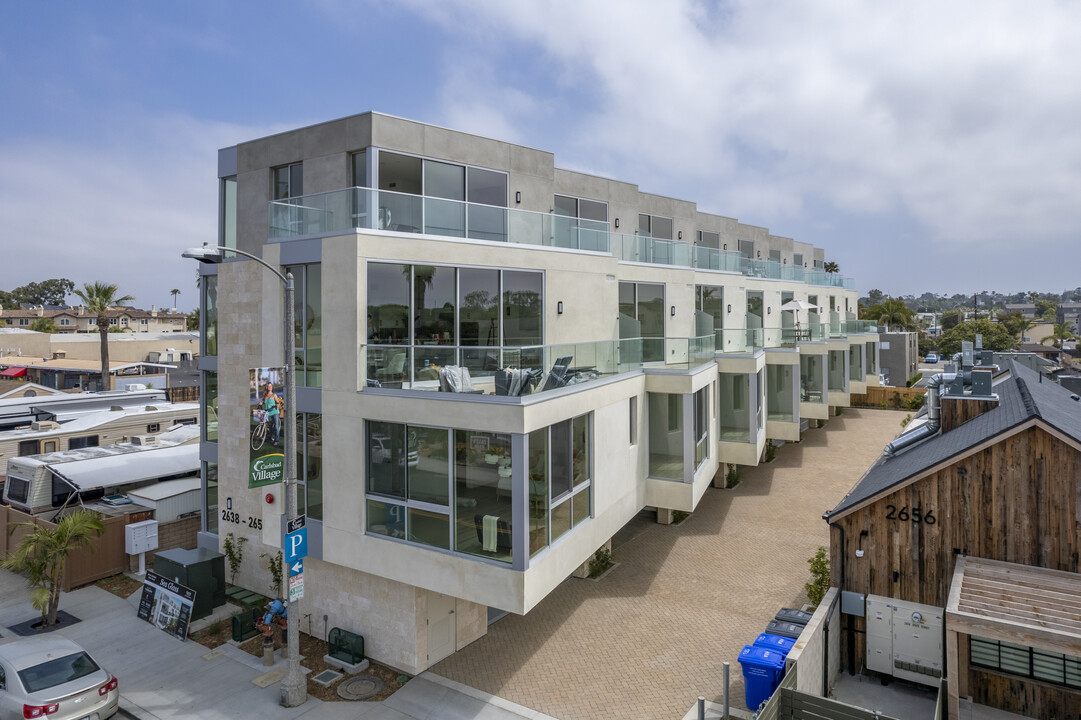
195;111;878;674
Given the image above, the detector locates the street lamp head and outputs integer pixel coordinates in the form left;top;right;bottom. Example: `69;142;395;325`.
181;244;224;264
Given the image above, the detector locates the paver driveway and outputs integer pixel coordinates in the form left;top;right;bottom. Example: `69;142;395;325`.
432;408;904;720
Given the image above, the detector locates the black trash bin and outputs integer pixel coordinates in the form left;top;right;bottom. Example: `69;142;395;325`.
775;607;813;626
764;619;805;639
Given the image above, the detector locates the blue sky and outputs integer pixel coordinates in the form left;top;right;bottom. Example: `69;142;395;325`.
2;1;1079;312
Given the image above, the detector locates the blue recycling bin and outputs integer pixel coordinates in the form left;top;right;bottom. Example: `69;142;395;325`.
738;645;786;710
753;632;796;656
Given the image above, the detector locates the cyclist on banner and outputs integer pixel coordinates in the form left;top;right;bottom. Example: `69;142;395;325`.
261;382;283;447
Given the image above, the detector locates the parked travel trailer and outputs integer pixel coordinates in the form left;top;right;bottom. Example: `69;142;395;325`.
2;424;199;519
0;402;198;492
0;387;167;431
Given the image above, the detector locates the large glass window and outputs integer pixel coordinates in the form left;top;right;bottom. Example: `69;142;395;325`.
649;392;683;479
829;350;848;392
286;264;322;387
694;387;709;468
553;194;608;250
698;230;720;248
300;414;322;520
747;291;764;330
638;214;673;240
719;373;752;443
424;160;465;237
204;371;218;443
866;342;878;375
367;263;542;388
221;177;237;250
849;343;864;382
617;281;665;363
454;430;512;562
529;414;591;551
800;355;825;403
202;275;218;357
766;364;795;422
697;285;724;349
204;461;218;534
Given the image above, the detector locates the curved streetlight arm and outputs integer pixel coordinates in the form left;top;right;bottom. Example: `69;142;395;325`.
182;244;288;286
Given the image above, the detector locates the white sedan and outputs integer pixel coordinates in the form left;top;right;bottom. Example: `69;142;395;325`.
0;636;118;720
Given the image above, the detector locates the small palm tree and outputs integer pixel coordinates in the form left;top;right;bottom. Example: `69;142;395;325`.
1042;323;1078;349
877;297;918;331
74;282;134;391
2;510;105;626
823;261;840;274
170;288;181;309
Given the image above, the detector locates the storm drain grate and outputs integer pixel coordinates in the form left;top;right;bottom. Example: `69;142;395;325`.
311;669;343;688
337;674;384;700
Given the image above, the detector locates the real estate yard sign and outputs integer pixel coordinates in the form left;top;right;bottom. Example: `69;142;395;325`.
137;571;195;641
249;367;285;488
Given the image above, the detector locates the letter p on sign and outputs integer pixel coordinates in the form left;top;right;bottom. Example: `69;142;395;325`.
285;527;308;562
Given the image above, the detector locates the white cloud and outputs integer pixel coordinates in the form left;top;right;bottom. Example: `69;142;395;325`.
0;114;288;310
399;0;1081;260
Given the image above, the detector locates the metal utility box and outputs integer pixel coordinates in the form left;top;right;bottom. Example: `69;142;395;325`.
125;519;159;554
152;547;226;621
865;594;944;686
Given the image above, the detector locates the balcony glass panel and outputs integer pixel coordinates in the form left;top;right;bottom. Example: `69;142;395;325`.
648;392;683;479
766;364;795;422
800;354;825;403
719;373;752;443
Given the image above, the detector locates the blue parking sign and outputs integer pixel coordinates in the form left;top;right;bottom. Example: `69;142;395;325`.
285;527;307;562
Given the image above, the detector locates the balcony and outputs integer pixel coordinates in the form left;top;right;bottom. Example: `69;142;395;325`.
361;336;717;398
269;188;857;287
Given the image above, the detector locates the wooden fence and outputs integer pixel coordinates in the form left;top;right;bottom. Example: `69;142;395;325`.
778;687;901;720
756;665;798;720
165;384;200;403
1;505;152;591
850;385;926;410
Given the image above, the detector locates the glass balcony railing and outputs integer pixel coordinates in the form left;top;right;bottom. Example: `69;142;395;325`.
845;320;879;334
270;187;857;288
360;336;717;397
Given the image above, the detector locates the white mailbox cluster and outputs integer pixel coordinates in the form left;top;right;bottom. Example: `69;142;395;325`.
125;519;159;554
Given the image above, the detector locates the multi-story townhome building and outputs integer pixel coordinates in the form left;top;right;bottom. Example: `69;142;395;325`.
0;305;188;333
195;112;877;674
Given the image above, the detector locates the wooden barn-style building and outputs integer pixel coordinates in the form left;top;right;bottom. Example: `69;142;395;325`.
824;359;1081;719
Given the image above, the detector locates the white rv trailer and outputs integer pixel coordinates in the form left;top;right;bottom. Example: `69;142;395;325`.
2;425;200;519
0;387;168;431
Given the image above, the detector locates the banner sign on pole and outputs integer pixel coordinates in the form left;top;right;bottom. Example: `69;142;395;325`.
249;367;286;488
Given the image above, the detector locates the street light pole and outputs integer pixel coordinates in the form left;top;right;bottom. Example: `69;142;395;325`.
181;244;306;706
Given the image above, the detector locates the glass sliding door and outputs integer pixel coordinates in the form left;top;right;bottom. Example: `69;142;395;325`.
503;270;543;346
648;392;683;479
466;167;507;242
766;364;795;421
800;355;825;403
424;160;465;237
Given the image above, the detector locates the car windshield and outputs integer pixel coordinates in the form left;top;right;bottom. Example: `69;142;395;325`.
17;652;100;694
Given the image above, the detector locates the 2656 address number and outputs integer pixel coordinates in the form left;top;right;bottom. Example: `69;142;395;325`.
885;505;936;524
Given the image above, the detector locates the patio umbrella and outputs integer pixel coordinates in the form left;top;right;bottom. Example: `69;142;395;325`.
780;299;817;312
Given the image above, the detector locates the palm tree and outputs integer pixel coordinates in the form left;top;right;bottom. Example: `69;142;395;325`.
2;510;105;626
170;288;181;309
1042;323;1078;349
877;297;918;331
823;261;840;274
74;282;134;391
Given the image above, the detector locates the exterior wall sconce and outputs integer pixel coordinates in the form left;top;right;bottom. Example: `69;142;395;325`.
857;529;868;558
670;306;676;316
614;218;620;229
767;307;772;314
723;243;727;250
757;250;761;258
678;231;683;240
783;258;787;264
557;301;564;314
515;191;521;204
727;304;732;313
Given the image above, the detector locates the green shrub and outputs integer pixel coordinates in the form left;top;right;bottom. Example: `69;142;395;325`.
764;439;776;462
906;372;923;387
725;465;741;488
223;533;248;585
901;414;912;428
588;546;613;578
805;546;830;607
903;394;926;411
672;510;689;524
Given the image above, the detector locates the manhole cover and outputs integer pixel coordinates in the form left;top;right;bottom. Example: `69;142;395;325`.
337;674;384;700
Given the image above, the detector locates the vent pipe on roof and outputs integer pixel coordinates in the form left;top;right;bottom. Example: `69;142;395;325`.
884;372;956;457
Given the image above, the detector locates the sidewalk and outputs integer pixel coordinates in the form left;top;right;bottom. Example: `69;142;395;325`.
0;570;552;720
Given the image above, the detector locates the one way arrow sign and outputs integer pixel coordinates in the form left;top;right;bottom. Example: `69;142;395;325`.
289;559;304;577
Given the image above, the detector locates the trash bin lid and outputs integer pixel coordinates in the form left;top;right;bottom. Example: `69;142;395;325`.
753;633;796;654
775;607;813;625
764;619;805;639
738;645;786;670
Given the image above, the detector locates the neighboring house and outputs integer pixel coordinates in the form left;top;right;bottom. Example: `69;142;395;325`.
824;358;1081;720
198;110;878;675
1019;342;1063;363
877;331;919;386
1058;302;1081;333
1004;302;1037;318
0;330;197;368
0;304;187;333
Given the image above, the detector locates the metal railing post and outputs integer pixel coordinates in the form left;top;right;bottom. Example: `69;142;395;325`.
723;661;730;719
698;696;705;720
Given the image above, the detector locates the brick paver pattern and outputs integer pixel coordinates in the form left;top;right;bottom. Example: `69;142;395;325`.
431;409;904;720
